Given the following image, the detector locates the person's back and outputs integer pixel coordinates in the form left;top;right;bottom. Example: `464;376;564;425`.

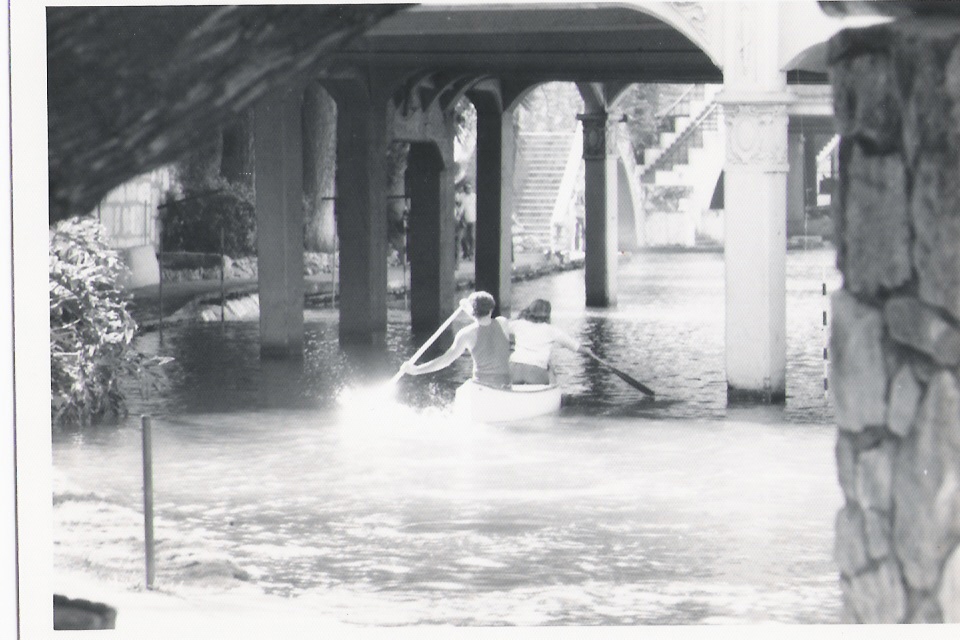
510;318;566;370
469;317;511;388
508;299;583;385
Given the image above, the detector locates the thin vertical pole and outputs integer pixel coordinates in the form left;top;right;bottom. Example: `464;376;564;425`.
141;415;156;590
220;225;226;325
823;272;829;396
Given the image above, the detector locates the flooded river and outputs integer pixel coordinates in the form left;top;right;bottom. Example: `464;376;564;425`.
53;248;845;625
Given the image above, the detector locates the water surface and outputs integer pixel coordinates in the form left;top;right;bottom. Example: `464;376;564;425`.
53;248;844;625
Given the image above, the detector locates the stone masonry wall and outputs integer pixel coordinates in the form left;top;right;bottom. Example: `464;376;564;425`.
828;19;960;623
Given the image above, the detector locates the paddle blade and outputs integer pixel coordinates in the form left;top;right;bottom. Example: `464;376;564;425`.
588;353;655;396
608;366;655;396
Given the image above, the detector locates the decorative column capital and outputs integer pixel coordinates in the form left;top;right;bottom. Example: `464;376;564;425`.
720;100;789;170
577;113;627;160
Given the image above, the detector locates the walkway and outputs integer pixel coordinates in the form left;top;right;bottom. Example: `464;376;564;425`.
128;251;583;329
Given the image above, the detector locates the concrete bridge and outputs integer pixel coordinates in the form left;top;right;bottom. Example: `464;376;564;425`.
249;2;871;402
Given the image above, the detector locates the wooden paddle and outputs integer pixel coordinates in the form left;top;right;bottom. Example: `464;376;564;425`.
389;305;466;385
585;351;655;396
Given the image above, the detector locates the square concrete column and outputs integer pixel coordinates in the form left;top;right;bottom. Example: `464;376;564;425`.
334;86;389;345
472;93;512;317
579;113;619;307
254;88;305;358
720;99;790;402
406;142;457;335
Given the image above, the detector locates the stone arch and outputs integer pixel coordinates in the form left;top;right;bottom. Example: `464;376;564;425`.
615;1;722;69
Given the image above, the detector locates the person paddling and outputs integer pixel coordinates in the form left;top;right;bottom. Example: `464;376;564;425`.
400;291;512;389
508;299;594;385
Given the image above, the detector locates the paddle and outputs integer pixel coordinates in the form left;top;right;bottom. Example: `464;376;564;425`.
389;305;466;385
585;351;655;396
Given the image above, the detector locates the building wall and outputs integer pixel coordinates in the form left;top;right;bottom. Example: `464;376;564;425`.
94;166;177;249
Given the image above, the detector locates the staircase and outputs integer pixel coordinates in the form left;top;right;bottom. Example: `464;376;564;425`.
513;130;580;250
636;85;725;247
639;85;722;184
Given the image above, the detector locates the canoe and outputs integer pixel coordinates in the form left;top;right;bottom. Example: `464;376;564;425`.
453;379;562;423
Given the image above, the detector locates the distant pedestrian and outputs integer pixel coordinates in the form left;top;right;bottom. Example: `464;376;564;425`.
460;181;476;259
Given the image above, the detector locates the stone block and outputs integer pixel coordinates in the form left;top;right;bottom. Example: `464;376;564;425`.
893;372;959;590
896;39;949;168
840;582;859;623
940;544;960;623
830;291;889;431
847;559;907;623
884;297;960;367
836;433;858;503
923;372;960;457
836;504;870;577
910;159;960;323
863;508;893;561
907;590;943;623
53;594;117;630
840;144;912;297
832;52;901;153
857;442;894;512
888;365;922;437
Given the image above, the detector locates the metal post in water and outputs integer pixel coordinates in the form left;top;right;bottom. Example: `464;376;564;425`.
141;415;156;590
822;275;829;396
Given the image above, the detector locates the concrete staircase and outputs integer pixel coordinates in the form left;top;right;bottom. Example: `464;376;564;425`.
514;130;580;250
636;85;725;247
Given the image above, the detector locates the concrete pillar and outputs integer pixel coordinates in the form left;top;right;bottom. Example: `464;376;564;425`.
829;18;960;623
720;99;789;402
331;82;389;345
254;87;305;358
718;1;790;402
580;112;619;307
471;92;512;316
786;130;806;236
406;142;457;334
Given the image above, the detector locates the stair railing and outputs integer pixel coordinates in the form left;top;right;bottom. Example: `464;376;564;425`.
642;101;719;178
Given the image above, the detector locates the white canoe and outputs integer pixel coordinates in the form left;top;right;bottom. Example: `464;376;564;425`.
454;380;562;423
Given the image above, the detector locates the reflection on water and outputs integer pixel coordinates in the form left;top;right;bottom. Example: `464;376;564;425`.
54;249;844;625
128;249;840;423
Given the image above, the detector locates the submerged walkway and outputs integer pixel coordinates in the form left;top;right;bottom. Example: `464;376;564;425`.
128;251;584;329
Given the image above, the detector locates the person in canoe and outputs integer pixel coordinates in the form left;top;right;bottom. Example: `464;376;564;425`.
508;298;595;385
400;291;512;389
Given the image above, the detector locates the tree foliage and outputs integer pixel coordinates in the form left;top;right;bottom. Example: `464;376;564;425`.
160;178;257;257
50;216;170;427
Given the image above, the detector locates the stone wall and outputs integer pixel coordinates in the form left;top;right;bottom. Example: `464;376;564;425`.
828;18;960;623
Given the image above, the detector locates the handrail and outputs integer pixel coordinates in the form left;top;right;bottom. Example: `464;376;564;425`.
642;101;719;176
654;85;698;122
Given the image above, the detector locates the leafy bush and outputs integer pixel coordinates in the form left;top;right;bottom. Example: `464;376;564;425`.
160;178;256;257
50;216;169;427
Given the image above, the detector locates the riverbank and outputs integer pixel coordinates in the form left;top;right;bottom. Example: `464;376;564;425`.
127;250;585;330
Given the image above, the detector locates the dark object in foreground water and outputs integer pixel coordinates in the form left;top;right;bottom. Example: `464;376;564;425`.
53;594;117;630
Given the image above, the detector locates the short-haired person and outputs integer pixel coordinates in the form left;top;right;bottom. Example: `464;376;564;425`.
400;291;512;388
508;299;594;385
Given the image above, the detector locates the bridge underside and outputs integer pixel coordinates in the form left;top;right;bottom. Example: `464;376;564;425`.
252;3;826;403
